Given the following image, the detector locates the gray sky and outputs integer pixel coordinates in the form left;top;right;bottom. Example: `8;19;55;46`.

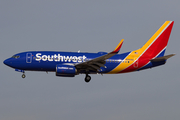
0;0;180;120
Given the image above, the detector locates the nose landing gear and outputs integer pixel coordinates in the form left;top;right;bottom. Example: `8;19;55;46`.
22;73;26;78
15;69;26;78
85;74;91;83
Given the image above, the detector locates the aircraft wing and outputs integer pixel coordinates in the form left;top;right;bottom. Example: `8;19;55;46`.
75;39;124;72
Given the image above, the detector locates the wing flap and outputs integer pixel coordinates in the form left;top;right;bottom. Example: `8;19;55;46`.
89;64;101;70
93;62;106;68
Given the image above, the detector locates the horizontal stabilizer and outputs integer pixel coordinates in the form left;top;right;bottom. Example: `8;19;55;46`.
150;54;175;62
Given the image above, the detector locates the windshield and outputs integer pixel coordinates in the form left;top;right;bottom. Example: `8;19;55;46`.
12;55;20;59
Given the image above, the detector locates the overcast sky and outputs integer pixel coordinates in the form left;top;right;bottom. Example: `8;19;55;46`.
0;0;180;120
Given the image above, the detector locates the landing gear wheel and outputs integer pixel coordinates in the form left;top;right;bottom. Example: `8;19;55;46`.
22;74;26;78
85;74;91;83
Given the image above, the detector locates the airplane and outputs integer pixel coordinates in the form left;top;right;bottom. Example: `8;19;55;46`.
3;21;175;83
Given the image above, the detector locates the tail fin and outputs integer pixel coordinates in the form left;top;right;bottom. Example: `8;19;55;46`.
107;21;174;73
139;21;174;58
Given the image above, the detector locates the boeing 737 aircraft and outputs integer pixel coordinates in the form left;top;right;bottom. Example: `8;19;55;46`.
4;21;175;82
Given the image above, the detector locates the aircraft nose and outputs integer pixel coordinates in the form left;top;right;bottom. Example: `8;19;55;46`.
3;58;12;66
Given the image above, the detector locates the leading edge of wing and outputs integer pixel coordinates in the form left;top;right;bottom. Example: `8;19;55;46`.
75;39;124;71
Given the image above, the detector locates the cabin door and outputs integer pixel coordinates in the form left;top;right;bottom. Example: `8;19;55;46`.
26;53;32;63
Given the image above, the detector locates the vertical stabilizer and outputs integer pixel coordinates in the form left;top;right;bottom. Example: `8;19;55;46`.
139;21;174;58
108;21;174;73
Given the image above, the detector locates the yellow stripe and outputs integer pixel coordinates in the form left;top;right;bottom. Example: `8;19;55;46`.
113;39;124;52
107;52;134;74
108;21;171;74
140;21;171;52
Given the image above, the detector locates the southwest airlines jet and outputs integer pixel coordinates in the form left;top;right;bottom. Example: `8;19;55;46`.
4;21;175;82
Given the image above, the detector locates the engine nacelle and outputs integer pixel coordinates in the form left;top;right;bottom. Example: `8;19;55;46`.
56;64;77;77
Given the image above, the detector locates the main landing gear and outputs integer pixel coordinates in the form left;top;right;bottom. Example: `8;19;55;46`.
85;74;91;83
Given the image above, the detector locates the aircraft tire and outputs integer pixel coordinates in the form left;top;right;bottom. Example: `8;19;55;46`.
85;75;91;83
22;74;26;78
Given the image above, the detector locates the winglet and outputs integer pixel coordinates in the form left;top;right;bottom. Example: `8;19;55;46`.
111;39;124;53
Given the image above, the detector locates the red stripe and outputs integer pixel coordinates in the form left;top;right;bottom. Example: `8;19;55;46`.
119;21;174;73
112;42;123;53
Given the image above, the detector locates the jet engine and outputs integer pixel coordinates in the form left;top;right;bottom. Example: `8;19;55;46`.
56;64;77;77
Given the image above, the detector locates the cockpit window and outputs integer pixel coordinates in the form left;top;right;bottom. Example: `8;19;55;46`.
12;55;20;59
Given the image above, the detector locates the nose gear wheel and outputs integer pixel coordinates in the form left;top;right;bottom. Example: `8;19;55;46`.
22;73;26;78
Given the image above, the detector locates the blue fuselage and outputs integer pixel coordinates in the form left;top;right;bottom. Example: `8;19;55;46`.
4;51;130;74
